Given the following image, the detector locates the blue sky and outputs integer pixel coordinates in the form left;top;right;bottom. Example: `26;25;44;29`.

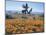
6;1;44;13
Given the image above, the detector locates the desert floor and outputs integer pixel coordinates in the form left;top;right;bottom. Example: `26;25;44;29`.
5;14;44;35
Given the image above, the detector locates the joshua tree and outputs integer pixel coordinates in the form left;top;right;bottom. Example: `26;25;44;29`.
22;3;29;14
22;3;32;14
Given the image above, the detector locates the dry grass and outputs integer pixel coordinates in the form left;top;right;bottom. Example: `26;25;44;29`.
5;14;44;34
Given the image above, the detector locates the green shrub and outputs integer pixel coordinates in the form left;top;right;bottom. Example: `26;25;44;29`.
21;16;28;19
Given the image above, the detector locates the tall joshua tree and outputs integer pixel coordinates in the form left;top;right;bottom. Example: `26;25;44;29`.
22;3;29;14
22;3;32;14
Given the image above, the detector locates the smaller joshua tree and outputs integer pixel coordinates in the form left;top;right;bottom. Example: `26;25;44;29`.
28;8;32;14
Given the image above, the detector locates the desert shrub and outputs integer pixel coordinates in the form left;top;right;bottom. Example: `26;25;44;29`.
32;28;36;32
33;17;35;20
6;14;14;19
21;16;28;19
39;17;44;20
34;24;41;27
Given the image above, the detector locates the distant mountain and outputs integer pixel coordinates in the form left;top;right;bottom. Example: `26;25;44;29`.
6;10;44;16
6;10;21;13
31;12;44;15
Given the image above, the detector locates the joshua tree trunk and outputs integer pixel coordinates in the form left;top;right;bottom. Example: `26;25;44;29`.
28;8;32;14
